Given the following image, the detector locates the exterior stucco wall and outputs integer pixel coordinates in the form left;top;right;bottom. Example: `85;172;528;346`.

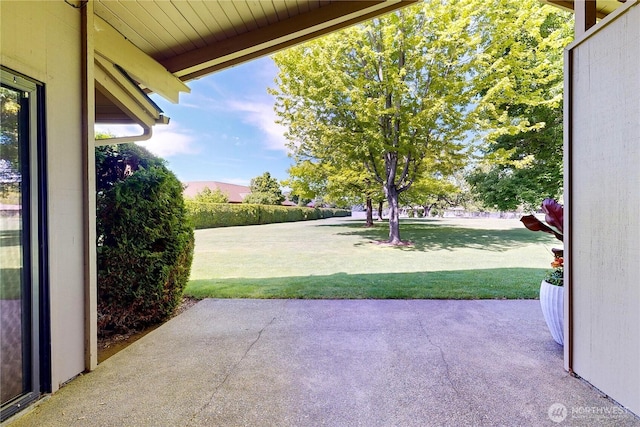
567;2;640;415
1;1;86;391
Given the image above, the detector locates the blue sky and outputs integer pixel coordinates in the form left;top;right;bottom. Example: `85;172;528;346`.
100;56;291;187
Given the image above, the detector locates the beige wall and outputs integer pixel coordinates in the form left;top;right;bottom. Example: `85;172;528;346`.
567;2;640;415
1;1;86;391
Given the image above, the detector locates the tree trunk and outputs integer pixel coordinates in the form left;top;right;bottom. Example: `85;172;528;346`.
385;185;402;244
377;201;384;221
365;197;374;227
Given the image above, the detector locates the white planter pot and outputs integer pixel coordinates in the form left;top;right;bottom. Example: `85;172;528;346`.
540;280;564;346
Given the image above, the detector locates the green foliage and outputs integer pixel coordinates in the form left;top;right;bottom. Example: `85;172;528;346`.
286;160;383;212
284;160;329;204
471;1;573;137
467;2;571;210
273;0;573;240
467;105;564;210
402;172;460;214
1;87;21;203
186;201;350;229
273;2;481;243
192;186;229;204
243;172;284;205
544;268;564;287
186;202;261;228
242;192;282;205
96;144;194;336
287;192;312;207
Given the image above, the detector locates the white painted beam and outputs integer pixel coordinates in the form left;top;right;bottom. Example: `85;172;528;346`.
94;15;189;103
95;57;159;128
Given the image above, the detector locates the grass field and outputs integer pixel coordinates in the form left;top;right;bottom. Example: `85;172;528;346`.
185;216;558;299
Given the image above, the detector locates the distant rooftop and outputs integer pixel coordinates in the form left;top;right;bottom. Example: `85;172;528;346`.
183;181;251;204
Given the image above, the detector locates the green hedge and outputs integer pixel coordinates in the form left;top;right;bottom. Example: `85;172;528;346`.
186;201;351;229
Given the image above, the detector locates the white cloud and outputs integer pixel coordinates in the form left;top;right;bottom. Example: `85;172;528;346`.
94;123;199;158
226;99;290;153
95;124;143;138
136;123;199;158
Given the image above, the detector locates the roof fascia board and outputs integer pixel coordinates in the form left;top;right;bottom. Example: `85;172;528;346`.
94;15;190;103
163;0;417;81
94;57;159;128
95;54;164;122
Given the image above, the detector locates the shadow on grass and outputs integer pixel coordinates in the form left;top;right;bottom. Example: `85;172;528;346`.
186;267;546;300
317;219;554;252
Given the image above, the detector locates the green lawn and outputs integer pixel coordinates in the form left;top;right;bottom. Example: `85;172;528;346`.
185;216;558;299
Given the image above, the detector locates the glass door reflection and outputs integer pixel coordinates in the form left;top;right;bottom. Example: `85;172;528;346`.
1;84;28;405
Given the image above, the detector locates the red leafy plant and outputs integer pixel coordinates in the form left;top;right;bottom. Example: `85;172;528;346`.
520;198;564;286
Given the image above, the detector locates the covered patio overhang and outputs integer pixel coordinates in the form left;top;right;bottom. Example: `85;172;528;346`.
92;0;418;132
88;0;638;393
2;0;637;421
83;0;419;369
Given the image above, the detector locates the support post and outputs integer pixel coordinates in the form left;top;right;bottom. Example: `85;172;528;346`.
563;47;573;374
81;0;98;371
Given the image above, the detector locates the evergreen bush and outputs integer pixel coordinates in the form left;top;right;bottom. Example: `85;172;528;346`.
95;144;194;336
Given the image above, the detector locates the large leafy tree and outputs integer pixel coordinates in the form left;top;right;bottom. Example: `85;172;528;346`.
402;175;461;218
243;171;285;205
400;147;468;216
272;1;478;244
286;157;384;226
192;187;229;204
467;104;564;210
468;5;572;209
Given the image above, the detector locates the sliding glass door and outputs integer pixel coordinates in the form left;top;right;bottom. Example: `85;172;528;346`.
1;68;48;421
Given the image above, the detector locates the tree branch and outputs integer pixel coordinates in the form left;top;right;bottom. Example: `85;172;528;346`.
365;152;384;184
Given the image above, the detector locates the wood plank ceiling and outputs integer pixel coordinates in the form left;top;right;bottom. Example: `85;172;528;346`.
93;0;416;126
94;0;416;81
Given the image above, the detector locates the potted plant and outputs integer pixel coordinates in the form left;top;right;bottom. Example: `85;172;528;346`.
521;198;564;345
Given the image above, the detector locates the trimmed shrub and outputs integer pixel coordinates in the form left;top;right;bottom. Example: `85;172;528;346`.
96;144;194;336
186;202;350;229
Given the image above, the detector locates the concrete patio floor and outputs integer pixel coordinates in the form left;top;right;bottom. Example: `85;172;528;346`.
6;299;640;426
